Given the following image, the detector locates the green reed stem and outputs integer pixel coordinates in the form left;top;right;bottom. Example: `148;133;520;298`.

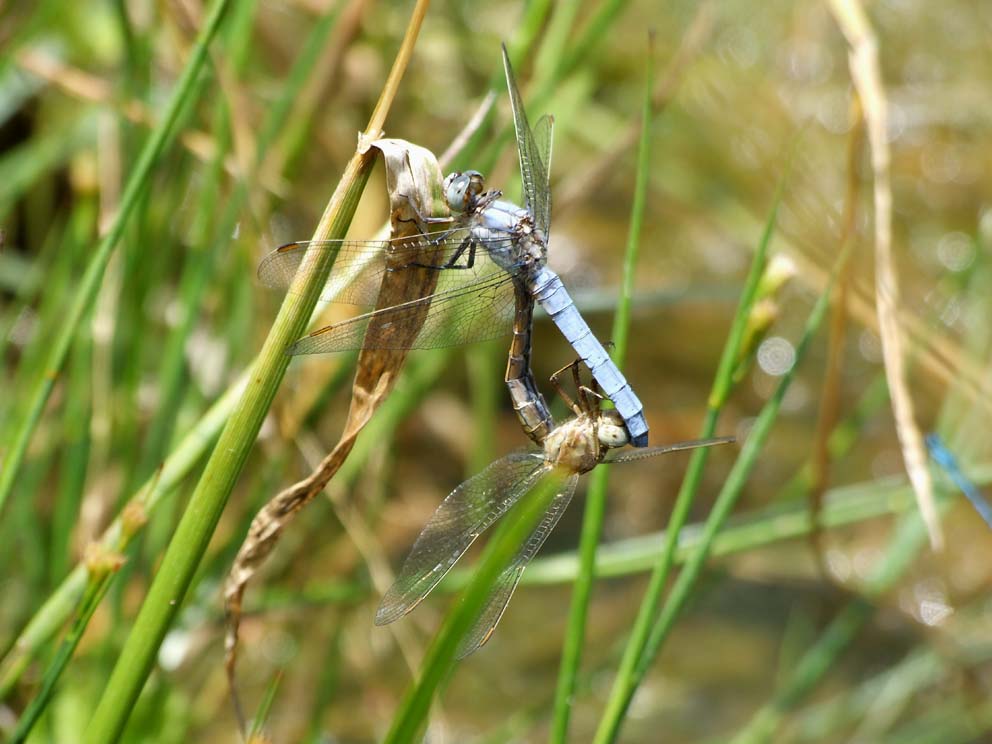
550;35;654;744
595;245;846;744
0;0;233;513
382;473;565;744
592;170;789;743
82;3;430;740
730;495;947;744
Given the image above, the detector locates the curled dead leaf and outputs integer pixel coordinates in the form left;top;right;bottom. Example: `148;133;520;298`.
224;138;446;732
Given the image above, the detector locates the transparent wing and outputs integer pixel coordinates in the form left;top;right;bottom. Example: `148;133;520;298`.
288;269;516;353
375;453;548;625
257;230;520;307
604;436;736;465
457;472;579;658
501;44;552;237
532;113;554;218
259;236;421;306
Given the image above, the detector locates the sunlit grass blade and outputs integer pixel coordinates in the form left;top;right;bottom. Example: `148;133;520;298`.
82;2;430;739
8;552;123;743
382;472;566;744
595;240;850;743
829;0;940;549
550;33;653;743
0;0;234;513
729;494;950;744
0;371;247;700
587;160;790;743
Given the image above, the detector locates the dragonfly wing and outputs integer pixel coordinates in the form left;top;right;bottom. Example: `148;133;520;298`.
531;113;554;232
604;436;736;464
376;453;548;625
288;269;517;353
456;471;579;658
501;44;552;237
258;238;388;306
257;232;480;306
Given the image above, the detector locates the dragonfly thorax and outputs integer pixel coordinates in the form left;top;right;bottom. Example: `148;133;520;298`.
543;416;605;474
543;409;632;475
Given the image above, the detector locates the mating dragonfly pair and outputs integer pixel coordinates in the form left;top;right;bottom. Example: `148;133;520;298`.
259;46;731;656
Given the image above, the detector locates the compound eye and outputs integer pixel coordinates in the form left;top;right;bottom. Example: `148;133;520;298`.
598;410;630;448
598;423;629;448
445;173;470;212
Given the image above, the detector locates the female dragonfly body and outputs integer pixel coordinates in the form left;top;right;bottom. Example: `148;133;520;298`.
375;359;732;657
258;46;649;446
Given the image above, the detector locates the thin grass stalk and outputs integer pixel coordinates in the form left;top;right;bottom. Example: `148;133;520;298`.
382;474;565;744
828;0;940;548
0;0;234;512
549;34;654;743
82;3;430;737
2;26;404;673
49;199;99;585
0;371;247;700
516;470;958;587
729;495;948;744
130;98;233;494
9;555;122;743
128;0;262;494
596;242;849;744
590;167;789;744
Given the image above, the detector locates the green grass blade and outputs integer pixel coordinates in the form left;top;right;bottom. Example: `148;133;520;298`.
0;370;247;699
550;35;654;743
0;6;396;672
382;473;566;744
82;3;429;738
729;496;948;744
594;241;848;744
0;0;234;513
8;563;119;743
589;178;786;744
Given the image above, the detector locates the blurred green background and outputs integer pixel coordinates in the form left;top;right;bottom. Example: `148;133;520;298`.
1;0;991;741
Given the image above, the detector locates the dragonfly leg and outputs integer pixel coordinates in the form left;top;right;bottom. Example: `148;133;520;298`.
396;192;455;228
402;237;478;272
549;359;583;415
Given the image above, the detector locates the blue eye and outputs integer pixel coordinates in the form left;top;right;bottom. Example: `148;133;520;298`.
445;174;470;212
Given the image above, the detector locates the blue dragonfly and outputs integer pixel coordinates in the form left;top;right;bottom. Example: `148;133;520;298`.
258;45;649;447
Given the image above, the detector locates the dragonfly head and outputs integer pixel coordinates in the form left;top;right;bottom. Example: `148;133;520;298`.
596;409;630;449
444;170;485;213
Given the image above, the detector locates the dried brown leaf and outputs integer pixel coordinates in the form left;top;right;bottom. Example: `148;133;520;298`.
223;138;446;718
